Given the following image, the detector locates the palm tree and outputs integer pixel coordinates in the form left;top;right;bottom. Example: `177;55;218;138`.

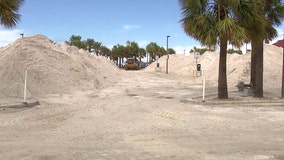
112;44;126;67
168;48;176;55
85;38;95;53
93;41;102;56
100;45;111;58
0;0;24;28
157;46;166;57
65;35;86;49
190;47;207;55
138;48;147;62
146;42;159;63
179;0;264;99
250;0;284;97
126;41;139;58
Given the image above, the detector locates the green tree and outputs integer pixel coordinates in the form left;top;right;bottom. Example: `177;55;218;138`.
65;35;86;49
168;48;176;55
85;38;95;53
190;47;208;55
227;49;242;55
146;42;159;62
0;0;24;28
157;46;166;57
112;44;126;58
112;44;126;67
100;45;111;57
126;41;139;58
138;48;147;61
179;0;263;99
93;41;102;56
250;0;284;97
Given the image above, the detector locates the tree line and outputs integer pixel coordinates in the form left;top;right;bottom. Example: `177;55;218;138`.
190;46;243;55
65;35;176;66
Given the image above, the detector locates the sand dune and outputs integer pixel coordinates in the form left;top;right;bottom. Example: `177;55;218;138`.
0;35;124;98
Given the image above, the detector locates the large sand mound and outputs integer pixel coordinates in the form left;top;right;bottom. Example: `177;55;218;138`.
0;35;124;98
146;44;283;94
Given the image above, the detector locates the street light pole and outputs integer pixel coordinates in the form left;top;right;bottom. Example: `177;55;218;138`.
166;35;170;74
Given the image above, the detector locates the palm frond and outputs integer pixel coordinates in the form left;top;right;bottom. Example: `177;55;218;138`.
0;0;24;28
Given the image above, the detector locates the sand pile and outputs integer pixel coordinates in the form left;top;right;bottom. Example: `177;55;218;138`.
146;44;283;93
0;35;124;98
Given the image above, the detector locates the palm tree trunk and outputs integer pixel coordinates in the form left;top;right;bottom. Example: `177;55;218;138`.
251;41;257;90
119;57;122;68
251;40;264;97
218;38;228;99
255;41;264;97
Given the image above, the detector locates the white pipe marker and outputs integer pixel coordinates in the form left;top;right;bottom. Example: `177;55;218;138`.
202;71;206;102
24;70;27;102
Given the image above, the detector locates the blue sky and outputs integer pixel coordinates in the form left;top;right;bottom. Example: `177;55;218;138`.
0;0;284;54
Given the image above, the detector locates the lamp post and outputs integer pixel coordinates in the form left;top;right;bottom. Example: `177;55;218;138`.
166;35;170;74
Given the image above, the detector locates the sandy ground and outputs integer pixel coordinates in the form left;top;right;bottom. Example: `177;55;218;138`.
1;70;284;160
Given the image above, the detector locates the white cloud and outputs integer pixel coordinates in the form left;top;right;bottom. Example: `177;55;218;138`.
0;28;23;47
123;25;140;30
